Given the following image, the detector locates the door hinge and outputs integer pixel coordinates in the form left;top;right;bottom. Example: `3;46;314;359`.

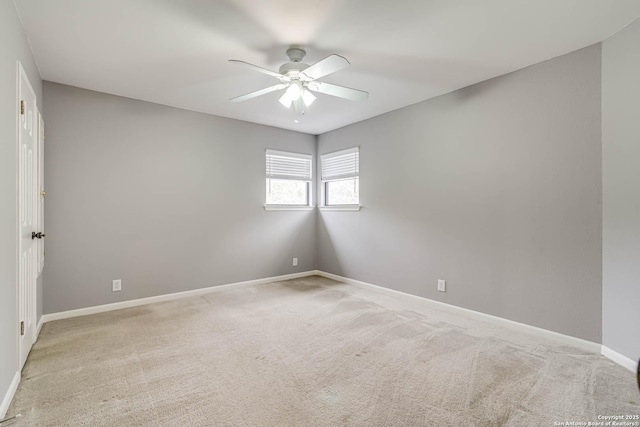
20;321;24;336
20;100;25;115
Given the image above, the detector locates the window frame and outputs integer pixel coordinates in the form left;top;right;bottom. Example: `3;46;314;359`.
320;147;361;211
264;149;313;211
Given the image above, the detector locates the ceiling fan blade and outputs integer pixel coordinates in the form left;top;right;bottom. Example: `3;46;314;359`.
230;83;288;102
300;54;350;81
228;60;287;80
307;81;369;102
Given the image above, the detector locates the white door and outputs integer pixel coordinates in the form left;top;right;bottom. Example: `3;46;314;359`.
37;112;45;277
18;62;37;369
34;111;44;343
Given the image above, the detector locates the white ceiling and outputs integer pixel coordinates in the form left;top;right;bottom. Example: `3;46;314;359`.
15;0;640;135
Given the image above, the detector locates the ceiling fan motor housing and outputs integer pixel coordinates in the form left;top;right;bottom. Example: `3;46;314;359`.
279;62;309;76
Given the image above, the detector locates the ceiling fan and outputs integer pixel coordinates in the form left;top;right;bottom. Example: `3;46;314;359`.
229;47;368;115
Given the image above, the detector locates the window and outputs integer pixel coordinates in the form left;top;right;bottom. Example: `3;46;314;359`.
321;147;360;209
265;150;312;209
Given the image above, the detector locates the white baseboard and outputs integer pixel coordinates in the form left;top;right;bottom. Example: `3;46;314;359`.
0;371;20;419
41;271;317;323
39;269;634;373
315;271;602;354
601;346;637;373
35;316;43;340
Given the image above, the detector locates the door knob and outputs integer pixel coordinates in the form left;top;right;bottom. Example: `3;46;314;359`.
31;232;46;239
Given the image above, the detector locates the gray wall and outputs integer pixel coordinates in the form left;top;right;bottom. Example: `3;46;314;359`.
602;19;640;363
317;45;603;342
43;82;316;313
1;0;42;411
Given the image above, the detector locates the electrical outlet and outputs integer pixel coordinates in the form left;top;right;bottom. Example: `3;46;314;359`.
112;279;122;292
292;257;298;267
437;279;446;292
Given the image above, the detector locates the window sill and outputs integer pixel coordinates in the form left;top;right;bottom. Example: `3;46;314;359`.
264;205;314;211
319;205;361;211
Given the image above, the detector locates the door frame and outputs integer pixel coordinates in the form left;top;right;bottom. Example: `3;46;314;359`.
16;60;38;370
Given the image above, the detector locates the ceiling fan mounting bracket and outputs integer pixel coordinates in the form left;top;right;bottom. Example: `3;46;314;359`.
286;47;306;62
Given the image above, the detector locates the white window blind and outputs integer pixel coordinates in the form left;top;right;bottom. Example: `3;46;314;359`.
321;147;359;181
266;150;312;181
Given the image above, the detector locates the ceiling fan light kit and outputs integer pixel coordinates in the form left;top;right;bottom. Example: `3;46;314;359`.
229;47;368;116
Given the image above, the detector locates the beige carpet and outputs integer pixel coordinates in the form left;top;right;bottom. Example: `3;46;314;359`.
6;275;639;426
